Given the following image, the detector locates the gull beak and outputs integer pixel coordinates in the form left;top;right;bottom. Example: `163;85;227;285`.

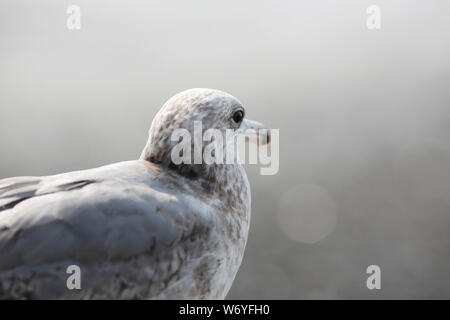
239;119;271;146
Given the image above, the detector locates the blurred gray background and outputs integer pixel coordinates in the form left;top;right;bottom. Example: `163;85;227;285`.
1;0;450;299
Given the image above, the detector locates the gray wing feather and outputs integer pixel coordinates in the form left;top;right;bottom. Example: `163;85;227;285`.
0;178;41;211
0;176;94;211
0;162;213;273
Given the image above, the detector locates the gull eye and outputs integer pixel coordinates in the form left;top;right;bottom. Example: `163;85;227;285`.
232;110;244;123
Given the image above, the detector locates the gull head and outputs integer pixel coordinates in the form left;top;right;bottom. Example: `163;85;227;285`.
140;88;269;179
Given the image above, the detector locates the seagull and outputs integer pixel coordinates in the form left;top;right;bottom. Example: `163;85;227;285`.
0;88;269;299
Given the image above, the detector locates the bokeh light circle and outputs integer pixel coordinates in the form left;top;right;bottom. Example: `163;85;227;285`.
277;184;338;244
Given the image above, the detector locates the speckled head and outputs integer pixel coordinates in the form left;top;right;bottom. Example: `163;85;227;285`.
140;88;267;181
153;88;244;144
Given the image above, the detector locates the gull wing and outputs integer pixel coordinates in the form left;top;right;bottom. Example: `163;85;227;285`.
0;161;218;298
